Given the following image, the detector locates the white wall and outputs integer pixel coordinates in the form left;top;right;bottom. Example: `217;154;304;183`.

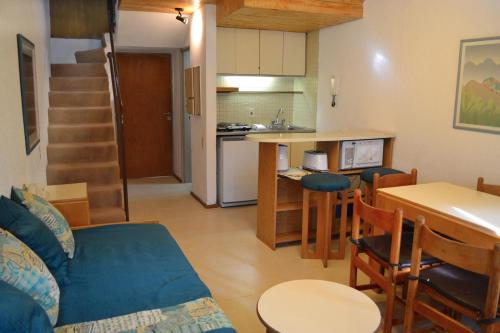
0;0;51;196
117;11;189;48
317;0;500;187
50;38;102;64
189;5;217;205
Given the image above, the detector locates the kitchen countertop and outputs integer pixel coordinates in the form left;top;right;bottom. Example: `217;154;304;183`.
245;130;395;143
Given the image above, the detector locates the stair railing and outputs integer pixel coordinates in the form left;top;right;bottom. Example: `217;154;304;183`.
107;0;129;221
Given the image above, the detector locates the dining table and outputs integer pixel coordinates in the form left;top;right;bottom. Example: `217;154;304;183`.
376;182;500;248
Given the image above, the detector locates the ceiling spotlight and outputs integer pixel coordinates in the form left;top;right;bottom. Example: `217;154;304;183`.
175;8;188;24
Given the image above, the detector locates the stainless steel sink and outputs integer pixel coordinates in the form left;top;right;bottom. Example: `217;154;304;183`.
252;124;316;133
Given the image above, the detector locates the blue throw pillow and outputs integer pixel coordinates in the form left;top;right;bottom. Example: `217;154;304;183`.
0;196;68;286
0;280;54;333
11;187;75;259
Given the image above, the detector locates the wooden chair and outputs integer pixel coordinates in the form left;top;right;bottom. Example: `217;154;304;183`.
372;168;418;206
404;217;500;333
477;177;500;197
360;167;404;205
349;189;439;333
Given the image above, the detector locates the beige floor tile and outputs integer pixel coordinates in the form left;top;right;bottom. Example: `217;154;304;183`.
128;178;403;332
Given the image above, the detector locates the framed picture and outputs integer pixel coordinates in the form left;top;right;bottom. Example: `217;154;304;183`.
17;34;40;154
453;36;500;135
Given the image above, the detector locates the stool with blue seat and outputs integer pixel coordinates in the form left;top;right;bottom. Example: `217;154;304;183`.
301;173;351;267
360;167;404;205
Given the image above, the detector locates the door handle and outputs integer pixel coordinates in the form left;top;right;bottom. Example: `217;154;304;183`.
163;112;172;121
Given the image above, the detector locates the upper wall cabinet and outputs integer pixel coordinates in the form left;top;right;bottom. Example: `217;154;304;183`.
216;27;306;76
235;29;260;75
283;32;306;76
259;30;284;76
217;27;236;74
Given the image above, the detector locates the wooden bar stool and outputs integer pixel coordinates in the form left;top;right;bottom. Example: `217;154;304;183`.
301;173;351;267
360;167;404;205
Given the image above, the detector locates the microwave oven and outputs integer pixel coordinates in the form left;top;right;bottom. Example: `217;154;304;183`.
339;139;384;170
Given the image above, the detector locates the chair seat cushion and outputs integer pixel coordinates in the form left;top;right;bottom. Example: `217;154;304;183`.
301;173;351;192
419;264;499;316
360;167;403;183
358;232;439;268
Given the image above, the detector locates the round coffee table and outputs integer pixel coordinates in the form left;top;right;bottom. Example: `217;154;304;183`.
257;280;380;333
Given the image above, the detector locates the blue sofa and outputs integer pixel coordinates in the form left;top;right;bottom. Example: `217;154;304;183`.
2;222;235;333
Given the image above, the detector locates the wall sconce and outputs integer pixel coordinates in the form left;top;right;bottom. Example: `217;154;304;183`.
176;8;188;24
330;76;339;108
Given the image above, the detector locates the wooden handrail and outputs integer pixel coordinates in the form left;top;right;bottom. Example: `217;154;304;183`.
107;0;129;221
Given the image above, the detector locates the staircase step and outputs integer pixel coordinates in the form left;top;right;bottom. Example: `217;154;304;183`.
75;48;107;63
90;207;126;224
49;123;115;143
47;141;118;164
50;77;108;91
51;63;106;77
87;184;123;209
47;161;120;186
49;91;110;107
49;106;112;125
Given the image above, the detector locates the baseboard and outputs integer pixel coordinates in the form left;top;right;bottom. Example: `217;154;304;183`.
190;192;218;209
172;173;182;183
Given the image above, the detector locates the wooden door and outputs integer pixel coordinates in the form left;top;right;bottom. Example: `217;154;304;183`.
117;53;173;178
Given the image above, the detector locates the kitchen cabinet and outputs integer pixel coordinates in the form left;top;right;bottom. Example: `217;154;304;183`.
46;183;90;227
185;66;201;116
235;29;260;75
259;30;284;75
216;27;306;76
216;27;236;74
283;32;306;76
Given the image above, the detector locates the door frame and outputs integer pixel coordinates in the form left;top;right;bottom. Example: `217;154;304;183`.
116;46;183;180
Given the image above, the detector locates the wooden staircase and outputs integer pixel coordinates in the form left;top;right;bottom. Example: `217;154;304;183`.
47;47;125;224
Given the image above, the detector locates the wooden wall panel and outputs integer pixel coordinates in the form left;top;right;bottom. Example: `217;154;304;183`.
50;0;109;38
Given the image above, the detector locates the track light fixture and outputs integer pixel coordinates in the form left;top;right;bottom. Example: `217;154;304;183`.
175;8;188;24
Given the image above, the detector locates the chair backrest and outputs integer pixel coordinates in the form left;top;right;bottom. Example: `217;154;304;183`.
373;168;417;205
410;217;500;320
477;177;500;197
352;189;404;266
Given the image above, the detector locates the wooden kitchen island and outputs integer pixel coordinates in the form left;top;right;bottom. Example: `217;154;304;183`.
246;130;396;250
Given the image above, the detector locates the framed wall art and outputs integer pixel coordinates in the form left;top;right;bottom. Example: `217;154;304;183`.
453;36;500;135
17;34;40;154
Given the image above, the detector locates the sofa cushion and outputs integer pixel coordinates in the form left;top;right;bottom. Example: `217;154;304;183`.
12;187;75;258
0;196;68;286
0;228;60;326
57;223;211;326
0;279;53;333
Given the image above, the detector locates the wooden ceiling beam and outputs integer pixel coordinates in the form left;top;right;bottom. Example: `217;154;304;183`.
216;0;364;32
119;0;216;14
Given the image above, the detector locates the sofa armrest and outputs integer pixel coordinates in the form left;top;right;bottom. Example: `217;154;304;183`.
71;220;159;230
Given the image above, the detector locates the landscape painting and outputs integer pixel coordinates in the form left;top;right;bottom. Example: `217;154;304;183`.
454;36;500;134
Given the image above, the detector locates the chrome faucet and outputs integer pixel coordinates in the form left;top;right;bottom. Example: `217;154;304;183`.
271;107;285;128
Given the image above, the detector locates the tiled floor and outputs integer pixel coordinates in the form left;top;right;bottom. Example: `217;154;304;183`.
128;177;393;333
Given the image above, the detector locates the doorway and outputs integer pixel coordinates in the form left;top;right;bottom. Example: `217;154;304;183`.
117;53;173;178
